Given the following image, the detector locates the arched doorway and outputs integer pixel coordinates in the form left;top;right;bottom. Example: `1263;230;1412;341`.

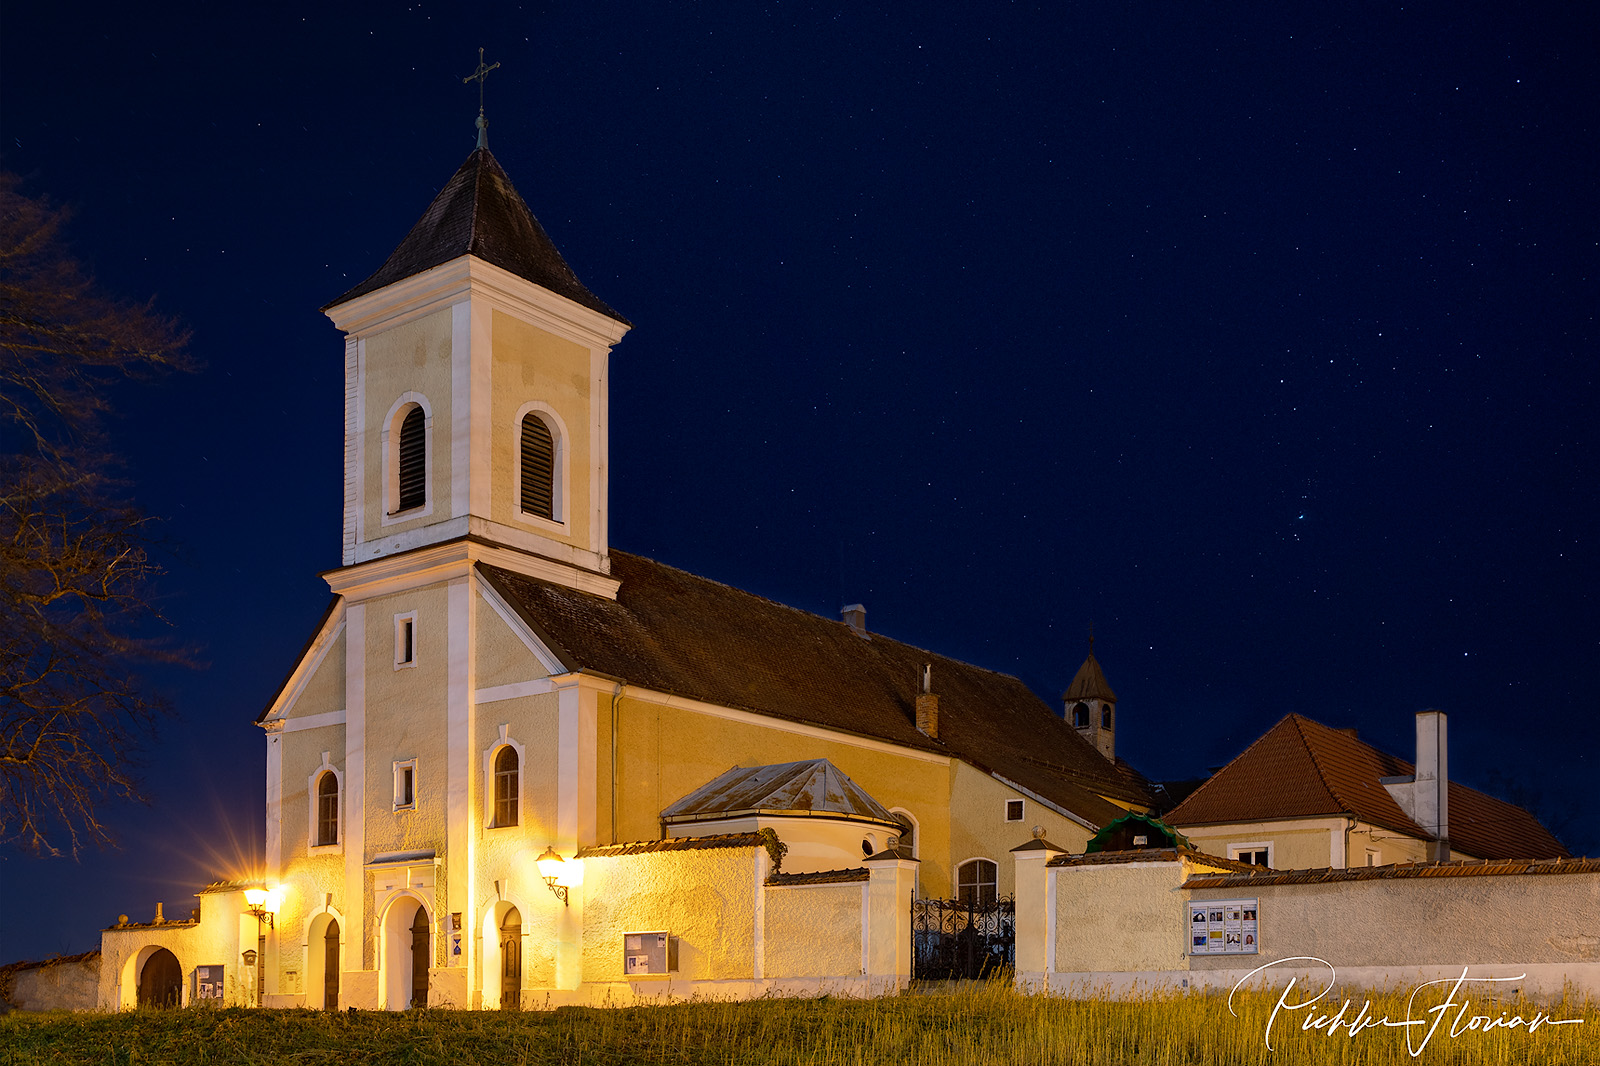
410;905;430;1008
323;919;341;1009
499;907;521;1010
137;948;182;1008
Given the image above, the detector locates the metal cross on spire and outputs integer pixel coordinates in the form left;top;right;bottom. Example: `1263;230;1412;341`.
463;47;501;149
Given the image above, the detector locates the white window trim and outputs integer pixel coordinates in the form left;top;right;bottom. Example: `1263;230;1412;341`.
482;725;526;831
1365;847;1382;866
511;400;569;530
307;752;343;854
957;856;1000;903
1228;842;1273;867
394;611;418;669
394;758;418;811
381;393;434;525
1004;798;1025;822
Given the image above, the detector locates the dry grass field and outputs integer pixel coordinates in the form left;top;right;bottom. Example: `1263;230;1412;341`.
2;981;1595;1065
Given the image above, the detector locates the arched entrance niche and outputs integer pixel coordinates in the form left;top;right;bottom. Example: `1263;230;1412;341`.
137;948;183;1008
479;899;526;1010
305;910;344;1009
380;895;432;1009
118;945;183;1009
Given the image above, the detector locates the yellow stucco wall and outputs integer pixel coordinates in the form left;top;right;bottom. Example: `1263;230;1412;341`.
1180;822;1340;870
475;590;548;691
580;848;757;982
489;310;592;547
606;693;956;892
288;627;346;721
361;308;453;536
1053;862;1191;973
948;763;1093;899
363;584;452;858
281;729;347;862
763;884;863;978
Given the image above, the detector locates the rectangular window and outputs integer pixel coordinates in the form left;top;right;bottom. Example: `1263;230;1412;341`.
395;612;417;668
1005;799;1024;822
394;759;417;810
1229;844;1271;867
1365;848;1381;866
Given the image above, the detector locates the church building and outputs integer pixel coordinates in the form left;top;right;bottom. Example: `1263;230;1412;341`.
126;140;1155;1009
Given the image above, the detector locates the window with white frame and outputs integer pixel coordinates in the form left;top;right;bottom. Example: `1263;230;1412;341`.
1005;799;1024;822
316;771;340;846
394;759;417;810
514;403;566;525
493;746;519;827
307;755;342;850
395;611;417;668
957;859;998;906
1365;848;1381;866
385;398;431;517
1229;844;1271;867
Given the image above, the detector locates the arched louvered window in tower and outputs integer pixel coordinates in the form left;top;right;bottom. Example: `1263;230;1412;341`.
397;406;426;512
316;771;339;846
520;414;555;520
494;746;519;827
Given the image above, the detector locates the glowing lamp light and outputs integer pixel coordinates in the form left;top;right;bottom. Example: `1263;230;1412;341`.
536;846;572;906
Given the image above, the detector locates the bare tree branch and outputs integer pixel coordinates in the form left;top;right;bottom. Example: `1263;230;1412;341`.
0;172;194;856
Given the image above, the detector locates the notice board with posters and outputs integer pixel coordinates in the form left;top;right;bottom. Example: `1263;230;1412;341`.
1188;899;1259;955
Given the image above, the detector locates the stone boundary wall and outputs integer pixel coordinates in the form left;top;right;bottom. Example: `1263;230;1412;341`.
1;952;102;1012
1019;853;1600;999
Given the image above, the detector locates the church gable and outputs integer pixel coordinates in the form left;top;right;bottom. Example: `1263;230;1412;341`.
474;584;559;692
260;600;346;726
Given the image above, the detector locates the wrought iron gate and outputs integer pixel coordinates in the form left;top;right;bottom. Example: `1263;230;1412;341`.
911;896;1015;980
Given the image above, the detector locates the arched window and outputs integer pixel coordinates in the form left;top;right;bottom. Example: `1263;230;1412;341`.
892;811;916;857
957;859;998;907
316;771;340;846
1072;702;1090;729
520;413;555;520
1101;704;1113;729
494;746;519;827
397;405;426;512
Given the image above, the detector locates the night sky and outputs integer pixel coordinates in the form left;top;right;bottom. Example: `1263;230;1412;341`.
3;2;1595;964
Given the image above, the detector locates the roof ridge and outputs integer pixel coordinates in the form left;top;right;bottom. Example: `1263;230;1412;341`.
1166;713;1304;820
1288;714;1350;815
608;549;1061;691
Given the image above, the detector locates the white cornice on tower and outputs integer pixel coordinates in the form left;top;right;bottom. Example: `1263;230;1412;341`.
325;254;630;351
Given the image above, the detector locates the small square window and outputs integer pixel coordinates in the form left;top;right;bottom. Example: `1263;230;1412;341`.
395;612;417;668
394;759;417;810
1005;799;1024;822
1365;848;1381;867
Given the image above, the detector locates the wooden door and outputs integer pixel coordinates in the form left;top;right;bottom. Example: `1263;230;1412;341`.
323;919;340;1009
499;907;522;1010
410;906;430;1007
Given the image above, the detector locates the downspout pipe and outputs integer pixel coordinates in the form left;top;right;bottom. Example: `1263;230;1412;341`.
610;681;625;844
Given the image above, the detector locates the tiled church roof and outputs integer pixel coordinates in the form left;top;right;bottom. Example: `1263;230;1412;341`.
325;147;629;325
1164;713;1567;860
480;551;1153;828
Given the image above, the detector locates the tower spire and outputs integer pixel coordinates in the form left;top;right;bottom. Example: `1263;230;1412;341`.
463;47;501;149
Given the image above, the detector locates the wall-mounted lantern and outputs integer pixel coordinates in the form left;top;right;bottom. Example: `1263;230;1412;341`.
536;846;577;906
242;886;282;1007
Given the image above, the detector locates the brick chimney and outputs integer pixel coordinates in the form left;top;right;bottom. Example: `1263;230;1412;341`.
915;663;939;739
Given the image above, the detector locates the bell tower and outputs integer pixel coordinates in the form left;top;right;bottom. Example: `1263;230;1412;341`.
322;145;631;590
1063;638;1118;762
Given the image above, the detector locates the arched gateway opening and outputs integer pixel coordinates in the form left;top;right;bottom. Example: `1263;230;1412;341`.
137;948;182;1008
